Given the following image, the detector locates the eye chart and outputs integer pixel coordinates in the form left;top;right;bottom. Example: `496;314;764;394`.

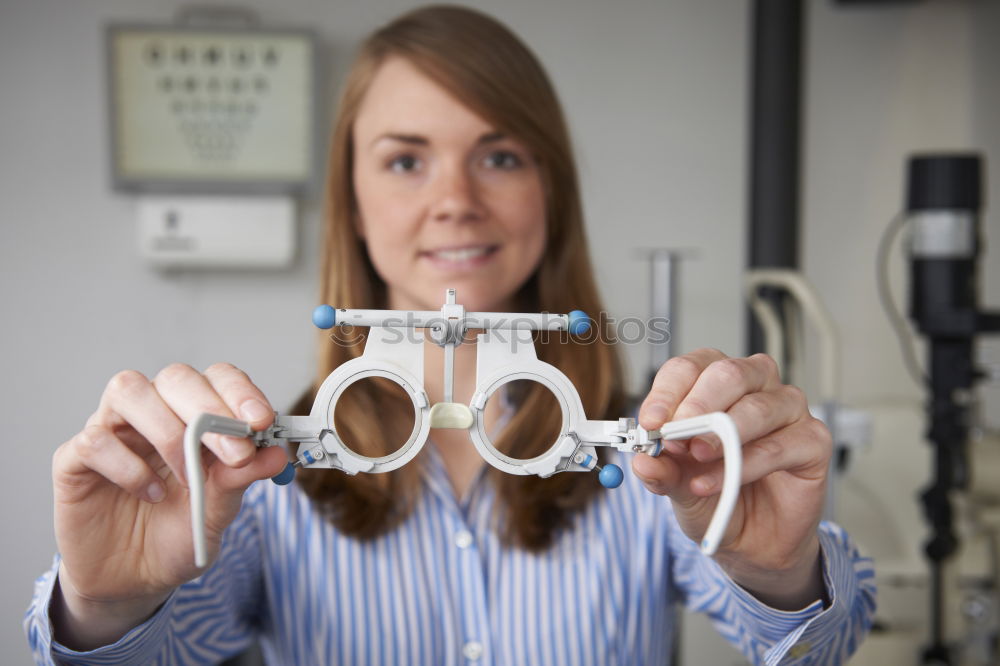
107;23;318;193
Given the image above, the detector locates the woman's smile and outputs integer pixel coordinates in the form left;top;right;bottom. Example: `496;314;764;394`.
419;243;501;271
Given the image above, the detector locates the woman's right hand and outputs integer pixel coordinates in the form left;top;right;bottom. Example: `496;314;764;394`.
50;363;288;648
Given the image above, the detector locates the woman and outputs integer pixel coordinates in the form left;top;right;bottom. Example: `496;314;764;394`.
27;6;874;664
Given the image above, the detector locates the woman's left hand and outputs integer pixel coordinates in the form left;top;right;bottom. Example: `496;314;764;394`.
634;348;832;609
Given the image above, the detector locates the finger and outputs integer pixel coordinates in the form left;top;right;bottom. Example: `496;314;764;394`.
671;353;782;422
660;438;690;456
631;451;706;508
92;369;192;485
688;385;808;463
689;418;832;496
152;363;259;470
211;445;289;496
54;425;168;504
639;348;726;429
202;363;275;431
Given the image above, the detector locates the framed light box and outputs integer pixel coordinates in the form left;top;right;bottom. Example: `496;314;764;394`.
106;21;320;194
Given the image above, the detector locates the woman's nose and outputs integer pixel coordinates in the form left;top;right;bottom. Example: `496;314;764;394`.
430;163;485;223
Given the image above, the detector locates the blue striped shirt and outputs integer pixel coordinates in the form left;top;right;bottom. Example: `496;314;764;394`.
25;444;876;665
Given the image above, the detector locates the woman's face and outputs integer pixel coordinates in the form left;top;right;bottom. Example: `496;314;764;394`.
352;57;547;313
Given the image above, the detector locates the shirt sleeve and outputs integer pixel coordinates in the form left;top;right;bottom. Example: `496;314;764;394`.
668;513;876;666
24;485;267;665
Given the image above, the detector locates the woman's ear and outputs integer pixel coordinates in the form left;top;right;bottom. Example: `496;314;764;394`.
353;213;366;240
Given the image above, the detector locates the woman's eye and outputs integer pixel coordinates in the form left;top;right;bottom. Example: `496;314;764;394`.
482;150;523;170
387;154;421;173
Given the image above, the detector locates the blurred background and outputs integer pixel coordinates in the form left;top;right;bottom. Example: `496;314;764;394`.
2;0;998;663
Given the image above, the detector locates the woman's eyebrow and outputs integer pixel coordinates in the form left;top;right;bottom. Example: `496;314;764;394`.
370;131;507;148
371;133;427;147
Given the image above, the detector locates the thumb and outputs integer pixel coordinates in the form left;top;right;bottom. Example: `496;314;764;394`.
632;452;715;513
203;446;289;532
212;445;289;495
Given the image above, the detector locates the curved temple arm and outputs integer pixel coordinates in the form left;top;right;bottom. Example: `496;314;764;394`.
656;412;742;556
183;413;254;567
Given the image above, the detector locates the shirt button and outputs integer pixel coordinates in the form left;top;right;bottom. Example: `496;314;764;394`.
462;641;483;660
454;529;474;549
788;642;811;658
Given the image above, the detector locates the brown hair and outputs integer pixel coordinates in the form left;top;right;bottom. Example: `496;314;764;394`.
295;4;628;551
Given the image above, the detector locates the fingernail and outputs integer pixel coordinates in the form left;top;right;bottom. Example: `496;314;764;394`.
690;437;719;462
645;403;670;425
222;436;252;463
146;482;165;503
663;439;688;455
696;436;719;450
693;475;716;493
240;399;270;423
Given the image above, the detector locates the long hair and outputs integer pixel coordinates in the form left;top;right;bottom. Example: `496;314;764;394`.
296;4;628;551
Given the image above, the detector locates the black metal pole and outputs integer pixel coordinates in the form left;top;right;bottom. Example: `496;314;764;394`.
919;337;973;665
746;0;804;361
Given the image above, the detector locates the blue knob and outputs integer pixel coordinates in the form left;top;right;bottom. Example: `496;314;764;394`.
312;305;336;329
598;463;624;489
568;310;590;335
271;462;296;486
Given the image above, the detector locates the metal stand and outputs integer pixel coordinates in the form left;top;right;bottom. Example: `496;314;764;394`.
903;154;1000;665
644;249;687;384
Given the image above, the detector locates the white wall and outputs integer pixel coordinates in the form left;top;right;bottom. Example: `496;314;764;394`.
1;0;996;663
